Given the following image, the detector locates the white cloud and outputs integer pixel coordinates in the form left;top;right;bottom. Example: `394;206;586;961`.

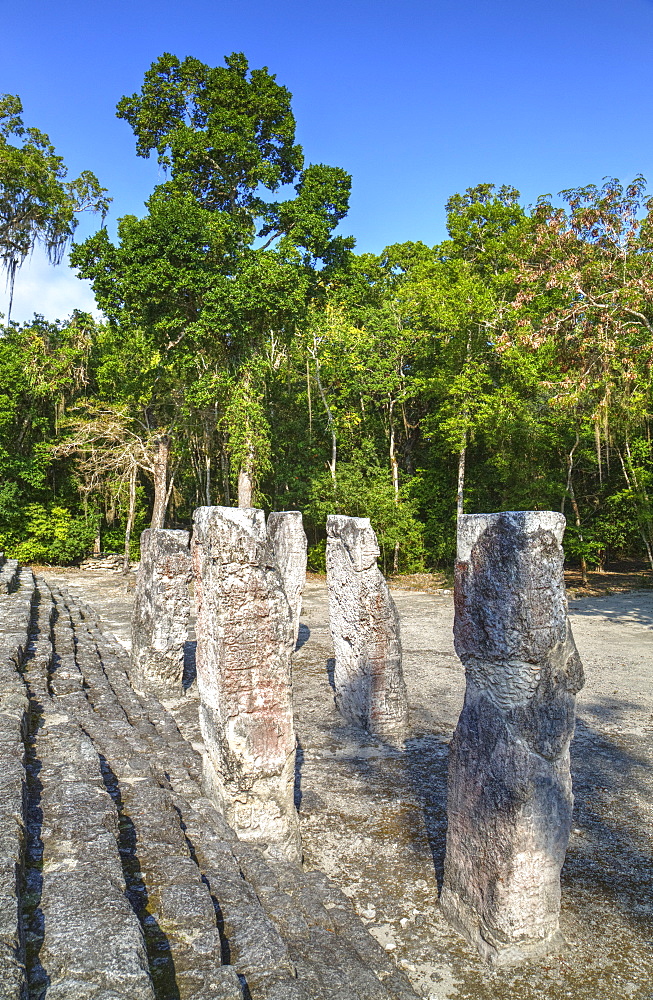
0;247;103;326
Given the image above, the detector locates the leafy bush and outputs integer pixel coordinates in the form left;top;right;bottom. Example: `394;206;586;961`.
561;523;606;569
307;462;426;574
1;504;95;565
307;538;327;573
102;526;142;560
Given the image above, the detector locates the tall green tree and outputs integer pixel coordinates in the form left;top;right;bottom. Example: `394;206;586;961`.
510;176;653;570
0;313;100;563
73;52;352;512
0;95;109;320
391;186;533;531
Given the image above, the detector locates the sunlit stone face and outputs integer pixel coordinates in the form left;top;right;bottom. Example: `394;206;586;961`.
192;506;301;863
441;510;585;965
326;514;408;742
130;528;192;697
267;511;307;649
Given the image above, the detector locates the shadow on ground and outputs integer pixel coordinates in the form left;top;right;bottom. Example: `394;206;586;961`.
291;636;653;998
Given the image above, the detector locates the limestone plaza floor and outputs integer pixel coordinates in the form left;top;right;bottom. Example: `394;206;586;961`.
40;568;653;1000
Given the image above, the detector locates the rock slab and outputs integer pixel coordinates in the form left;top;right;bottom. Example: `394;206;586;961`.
267;511;307;649
131;529;192;697
326;515;408;742
440;510;585;964
192;506;301;862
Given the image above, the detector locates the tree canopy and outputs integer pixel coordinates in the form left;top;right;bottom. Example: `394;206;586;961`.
72;51;353;509
0;94;109;319
2;60;653;582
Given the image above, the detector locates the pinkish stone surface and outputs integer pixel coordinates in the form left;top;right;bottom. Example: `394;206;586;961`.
191;506;301;862
326;515;408;743
130;529;191;697
441;510;585;965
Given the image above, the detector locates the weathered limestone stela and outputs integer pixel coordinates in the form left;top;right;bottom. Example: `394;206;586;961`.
267;511;307;648
130;528;192;697
326;514;408;742
441;510;585;965
192;506;301;862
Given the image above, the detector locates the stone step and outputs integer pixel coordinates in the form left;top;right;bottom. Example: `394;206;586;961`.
232;847;417;1000
0;570;35;999
0;557;20;595
56;606;333;996
0;569;36;666
41;584;242;1000
57;584;420;999
175;798;307;999
51;594;203;800
19;583;155;1000
31;715;156;1000
19;578;420;1000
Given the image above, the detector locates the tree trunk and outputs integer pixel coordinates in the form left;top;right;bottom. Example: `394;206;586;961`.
221;445;231;505
306;355;313;444
401;402;416;476
595;418;602;485
204;405;217;506
639;530;653;573
620;443;653;572
150;435;170;529
93;523;101;557
123;467;137;574
314;354;337;491
237;460;254;508
457;427;467;524
389;401;400;574
457;333;472;527
565;435;587;586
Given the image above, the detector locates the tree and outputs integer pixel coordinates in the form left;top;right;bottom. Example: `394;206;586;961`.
303;299;427;572
510;176;653;572
52;404;174;570
73;52;352;510
393;186;533;527
0;313;100;563
0;95;109;319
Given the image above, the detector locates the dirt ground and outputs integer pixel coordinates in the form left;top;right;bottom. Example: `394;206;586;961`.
39;566;653;1000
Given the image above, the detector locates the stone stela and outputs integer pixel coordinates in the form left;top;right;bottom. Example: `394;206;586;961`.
191;506;302;863
267;511;307;650
130;528;192;697
326;514;408;742
440;510;585;964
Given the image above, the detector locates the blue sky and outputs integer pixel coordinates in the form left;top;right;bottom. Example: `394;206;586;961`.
3;0;653;322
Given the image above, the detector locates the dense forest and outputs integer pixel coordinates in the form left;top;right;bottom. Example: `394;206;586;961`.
2;54;653;577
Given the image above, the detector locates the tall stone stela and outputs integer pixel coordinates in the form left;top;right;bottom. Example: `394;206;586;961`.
326;515;408;743
191;506;301;862
130;529;192;697
441;511;585;965
267;511;307;649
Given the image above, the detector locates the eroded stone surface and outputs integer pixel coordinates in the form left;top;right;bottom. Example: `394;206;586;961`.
0;570;33;1000
131;529;191;696
0;551;20;594
34;562;653;998
441;510;585;965
192;507;301;862
267;511;307;649
326;515;408;742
